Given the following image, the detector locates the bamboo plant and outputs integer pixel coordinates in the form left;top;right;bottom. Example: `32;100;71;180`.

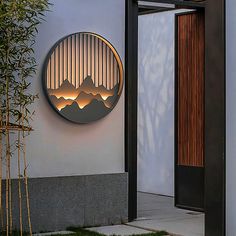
0;0;50;235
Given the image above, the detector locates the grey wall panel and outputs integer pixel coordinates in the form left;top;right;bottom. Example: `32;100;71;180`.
84;174;128;226
2;173;128;233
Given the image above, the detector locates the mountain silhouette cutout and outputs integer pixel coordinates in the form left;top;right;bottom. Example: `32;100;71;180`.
48;76;120;122
77;76;114;99
48;79;78;99
49;95;74;111
60;100;110;123
75;91;106;109
105;84;119;107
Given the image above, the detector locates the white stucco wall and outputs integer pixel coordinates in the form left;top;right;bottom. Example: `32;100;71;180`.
137;11;175;197
10;0;125;178
137;9;192;197
226;0;236;234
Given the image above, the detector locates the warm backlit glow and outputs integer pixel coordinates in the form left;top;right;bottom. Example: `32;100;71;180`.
101;95;109;100
58;96;77;100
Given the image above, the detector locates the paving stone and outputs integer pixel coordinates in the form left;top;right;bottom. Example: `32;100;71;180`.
87;224;152;236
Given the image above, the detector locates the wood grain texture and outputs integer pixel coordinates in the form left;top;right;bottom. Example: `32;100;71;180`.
177;12;205;167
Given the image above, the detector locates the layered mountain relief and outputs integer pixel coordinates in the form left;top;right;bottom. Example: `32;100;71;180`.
45;32;123;123
48;76;119;123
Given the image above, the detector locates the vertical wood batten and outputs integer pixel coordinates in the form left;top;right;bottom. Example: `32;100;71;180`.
177;12;205;167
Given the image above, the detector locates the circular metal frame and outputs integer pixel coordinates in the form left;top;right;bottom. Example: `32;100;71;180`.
42;32;124;124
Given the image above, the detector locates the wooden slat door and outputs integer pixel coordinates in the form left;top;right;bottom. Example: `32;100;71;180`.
175;11;205;211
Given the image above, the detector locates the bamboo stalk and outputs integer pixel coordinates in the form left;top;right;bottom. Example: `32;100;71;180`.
5;130;9;236
5;70;10;236
0;133;3;232
22;108;32;236
6;121;12;235
6;86;12;236
0;105;3;231
9;135;12;235
5;30;11;236
18;107;23;236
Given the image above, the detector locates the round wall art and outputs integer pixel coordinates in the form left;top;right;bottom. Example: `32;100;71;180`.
43;32;123;124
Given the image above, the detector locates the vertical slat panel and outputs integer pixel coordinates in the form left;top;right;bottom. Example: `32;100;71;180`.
46;32;121;91
63;39;67;81
79;35;83;85
48;58;51;88
84;34;87;79
71;36;74;86
57;44;60;87
111;49;113;89
87;34;90;77
67;37;71;84
91;35;94;84
75;34;79;88
177;12;205;167
95;37;98;86
59;42;63;86
99;40;102;86
51;52;55;89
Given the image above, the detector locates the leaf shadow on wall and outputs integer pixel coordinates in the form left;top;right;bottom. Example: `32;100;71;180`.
138;12;175;197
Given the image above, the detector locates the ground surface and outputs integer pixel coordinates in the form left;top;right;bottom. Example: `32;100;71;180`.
86;225;168;236
2;192;204;236
127;192;204;236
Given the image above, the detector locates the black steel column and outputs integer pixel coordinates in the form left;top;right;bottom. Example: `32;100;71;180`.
205;0;225;235
125;0;138;221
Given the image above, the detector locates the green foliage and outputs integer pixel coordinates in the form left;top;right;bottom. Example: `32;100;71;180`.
0;0;50;125
0;1;50;235
1;230;29;236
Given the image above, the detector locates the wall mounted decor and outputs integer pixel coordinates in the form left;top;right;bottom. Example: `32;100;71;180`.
43;32;123;123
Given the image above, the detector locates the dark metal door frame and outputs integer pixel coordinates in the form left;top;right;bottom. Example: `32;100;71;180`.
125;0;225;235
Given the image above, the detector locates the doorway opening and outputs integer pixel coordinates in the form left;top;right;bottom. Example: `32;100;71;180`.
125;0;225;235
127;4;205;236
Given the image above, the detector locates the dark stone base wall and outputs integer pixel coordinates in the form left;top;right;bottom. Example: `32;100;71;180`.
2;173;128;233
